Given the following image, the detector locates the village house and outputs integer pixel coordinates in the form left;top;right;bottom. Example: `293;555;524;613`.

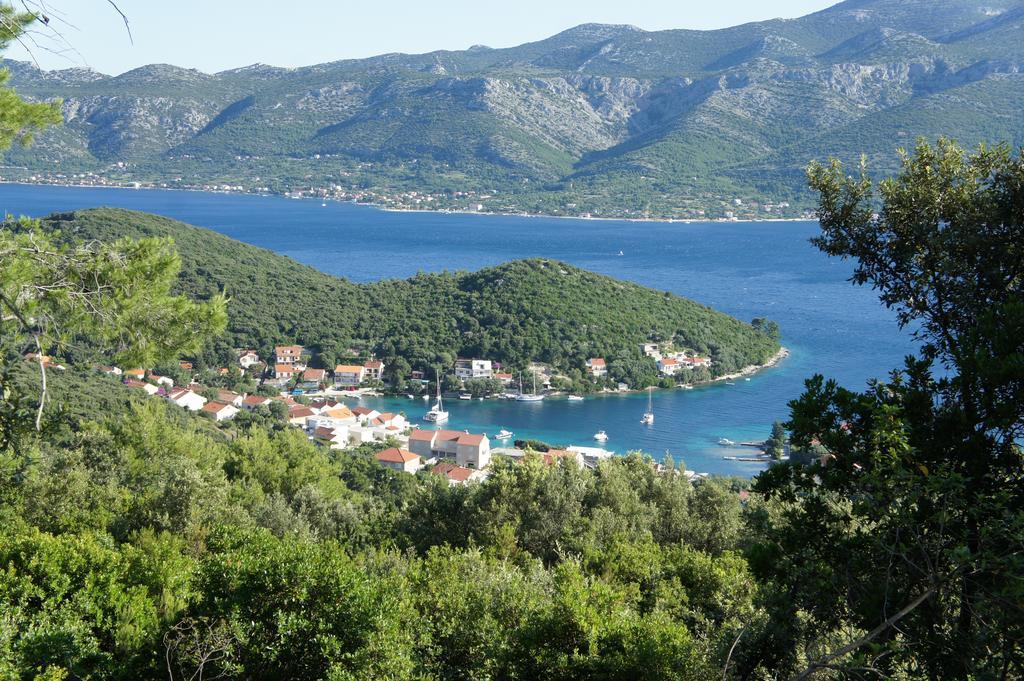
334;364;365;388
274;345;304;367
494;372;514;386
241;394;272;411
374;447;422;474
125;379;160;396
238;349;261;369
657;357;681;376
350;406;380;424
312;425;348;449
362;359;385;381
273;364;296;382
641;343;660;358
288;405;317;426
686;355;712;368
431;461;485;485
319;405;357;424
96;365;122;376
215;389;244;407
150;374;174;388
167;388;207;411
586;357;607;377
407;429;491;469
300;368;326;390
123;368;146;380
202;401;239;422
455;358;493;380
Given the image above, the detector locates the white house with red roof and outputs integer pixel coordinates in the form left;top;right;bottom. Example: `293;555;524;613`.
334;364;365;388
374;447;422;474
287;405;317;426
312;425;348;448
274;364;297;381
657;357;682;376
362;359;385;381
241;394;272;411
202;401;239;421
300;367;327;389
274;345;304;367
431;461;486;485
238;349;261;369
150;374;174;388
167;388;207;411
407;429;491;469
126;379;160;395
586;357;607;377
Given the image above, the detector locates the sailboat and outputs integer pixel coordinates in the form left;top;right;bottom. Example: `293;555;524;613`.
516;371;545;402
641;387;655;425
424;374;449;423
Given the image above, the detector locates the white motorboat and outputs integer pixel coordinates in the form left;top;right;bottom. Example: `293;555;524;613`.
567;395;584;401
641;387;655;425
424;374;449;423
593;430;609;442
458;393;472;400
496;428;514;440
718;438;735;446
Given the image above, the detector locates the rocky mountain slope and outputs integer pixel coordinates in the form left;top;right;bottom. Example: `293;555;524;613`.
3;0;1023;218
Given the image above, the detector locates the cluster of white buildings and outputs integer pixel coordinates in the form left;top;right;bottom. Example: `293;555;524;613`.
641;343;712;376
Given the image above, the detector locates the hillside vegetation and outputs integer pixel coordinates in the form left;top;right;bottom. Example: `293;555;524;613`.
4;0;1024;218
28;208;779;381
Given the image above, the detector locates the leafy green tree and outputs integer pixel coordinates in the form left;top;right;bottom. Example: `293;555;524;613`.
0;6;62;151
0;222;227;446
764;420;786;460
746;139;1024;679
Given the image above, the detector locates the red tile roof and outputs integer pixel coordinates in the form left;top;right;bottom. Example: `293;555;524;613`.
363;360;383;369
588;358;606;366
302;368;326;381
432;462;474;482
242;395;270;406
314;426;338;440
201;401;232;414
457;433;486;446
375;447;419;464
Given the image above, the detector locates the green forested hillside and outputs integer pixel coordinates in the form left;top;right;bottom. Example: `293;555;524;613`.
29;208;779;381
5;0;1024;218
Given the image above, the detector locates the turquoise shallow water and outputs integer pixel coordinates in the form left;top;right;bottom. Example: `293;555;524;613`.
0;184;918;475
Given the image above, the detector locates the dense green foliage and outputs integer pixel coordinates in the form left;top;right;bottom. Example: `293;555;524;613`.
5;0;1024;218
22;208;779;385
747;139;1024;677
0;397;757;680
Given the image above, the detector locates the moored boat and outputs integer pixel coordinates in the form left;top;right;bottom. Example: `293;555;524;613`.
424;374;449;423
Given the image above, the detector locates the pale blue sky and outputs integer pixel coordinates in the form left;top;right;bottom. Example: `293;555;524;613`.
7;0;840;75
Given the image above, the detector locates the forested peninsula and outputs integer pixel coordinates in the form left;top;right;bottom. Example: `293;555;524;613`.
24;208;780;389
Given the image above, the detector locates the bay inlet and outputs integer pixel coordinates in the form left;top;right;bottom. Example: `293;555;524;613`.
0;183;917;476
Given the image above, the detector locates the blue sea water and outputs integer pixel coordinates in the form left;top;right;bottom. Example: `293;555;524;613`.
0;184;918;476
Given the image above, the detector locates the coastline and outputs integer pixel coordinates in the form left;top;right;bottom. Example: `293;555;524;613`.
710;346;790;384
0;179;815;225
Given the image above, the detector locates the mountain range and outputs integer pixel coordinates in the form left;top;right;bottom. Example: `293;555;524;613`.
3;0;1024;219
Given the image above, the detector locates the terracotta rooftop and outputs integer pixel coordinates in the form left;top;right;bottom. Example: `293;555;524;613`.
375;447;419;464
